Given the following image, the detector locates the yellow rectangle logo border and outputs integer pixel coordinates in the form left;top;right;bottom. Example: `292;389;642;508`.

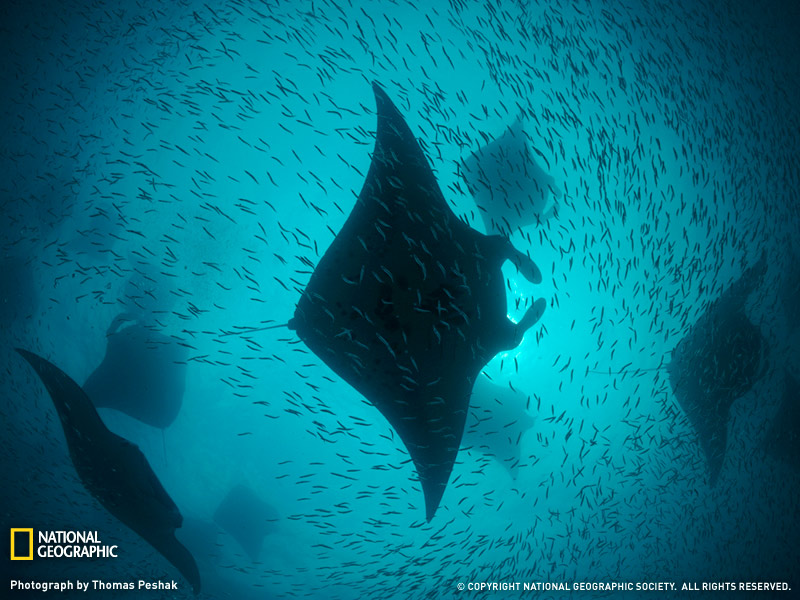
10;528;34;560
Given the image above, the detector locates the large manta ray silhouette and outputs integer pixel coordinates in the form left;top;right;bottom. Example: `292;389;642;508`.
668;253;768;484
16;349;200;594
289;83;546;521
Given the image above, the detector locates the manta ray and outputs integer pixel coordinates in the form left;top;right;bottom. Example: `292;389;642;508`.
668;253;768;484
178;518;266;600
461;118;560;236
15;349;200;593
83;313;187;429
462;374;535;478
289;83;546;521
212;484;278;562
177;518;220;563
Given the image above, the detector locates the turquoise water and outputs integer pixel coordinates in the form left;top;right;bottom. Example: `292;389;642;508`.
1;1;799;598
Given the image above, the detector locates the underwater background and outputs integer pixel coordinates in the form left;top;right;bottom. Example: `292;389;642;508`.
1;0;799;598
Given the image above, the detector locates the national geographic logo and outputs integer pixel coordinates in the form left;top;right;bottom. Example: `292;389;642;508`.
9;529;118;559
10;529;33;561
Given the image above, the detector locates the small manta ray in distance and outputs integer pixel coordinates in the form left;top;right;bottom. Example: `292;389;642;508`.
462;374;535;479
15;349;201;594
668;253;769;485
83;313;188;429
212;484;279;562
288;83;547;521
461;117;560;237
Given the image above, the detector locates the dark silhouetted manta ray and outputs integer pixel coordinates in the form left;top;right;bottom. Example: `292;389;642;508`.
15;349;201;594
289;83;546;521
668;253;768;485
